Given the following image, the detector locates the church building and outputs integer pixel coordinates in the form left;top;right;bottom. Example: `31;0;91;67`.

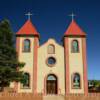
15;16;88;95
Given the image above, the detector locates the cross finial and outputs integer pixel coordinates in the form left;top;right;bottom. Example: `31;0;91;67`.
68;12;76;22
25;12;33;20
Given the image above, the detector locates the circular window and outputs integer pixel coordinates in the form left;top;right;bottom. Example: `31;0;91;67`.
47;57;56;66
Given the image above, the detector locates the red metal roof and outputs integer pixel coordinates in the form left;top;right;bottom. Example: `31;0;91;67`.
16;20;39;36
64;20;86;36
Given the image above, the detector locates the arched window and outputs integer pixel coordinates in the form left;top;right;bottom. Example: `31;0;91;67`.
71;40;79;53
47;74;57;81
48;44;55;54
72;73;81;89
23;39;30;52
22;73;30;88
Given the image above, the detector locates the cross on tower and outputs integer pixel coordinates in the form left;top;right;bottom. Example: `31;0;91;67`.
25;12;33;20
68;12;76;22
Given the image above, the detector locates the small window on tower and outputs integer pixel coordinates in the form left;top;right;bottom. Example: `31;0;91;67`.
23;39;30;52
71;40;79;53
21;73;30;88
48;44;55;54
72;73;81;89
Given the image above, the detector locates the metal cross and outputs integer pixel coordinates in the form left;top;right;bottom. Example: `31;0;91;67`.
69;12;76;22
25;12;33;20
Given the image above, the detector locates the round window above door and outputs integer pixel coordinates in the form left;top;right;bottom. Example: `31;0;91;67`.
47;57;56;67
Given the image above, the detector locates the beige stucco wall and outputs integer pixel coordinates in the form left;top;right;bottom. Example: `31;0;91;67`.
18;37;34;93
10;82;15;88
37;39;65;95
68;38;84;94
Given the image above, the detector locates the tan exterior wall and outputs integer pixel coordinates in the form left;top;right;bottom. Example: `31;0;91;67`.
37;39;65;95
68;38;84;93
18;37;34;93
10;82;15;88
14;37;85;94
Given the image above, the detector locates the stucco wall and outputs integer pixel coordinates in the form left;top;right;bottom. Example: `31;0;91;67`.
68;38;84;93
18;37;34;93
37;39;65;95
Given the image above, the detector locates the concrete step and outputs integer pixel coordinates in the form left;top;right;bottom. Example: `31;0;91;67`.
43;95;65;100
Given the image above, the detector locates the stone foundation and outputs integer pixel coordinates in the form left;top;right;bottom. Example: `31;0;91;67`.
0;93;43;100
65;93;100;100
0;93;100;100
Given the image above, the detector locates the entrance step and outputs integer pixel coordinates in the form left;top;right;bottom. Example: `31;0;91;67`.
43;95;65;100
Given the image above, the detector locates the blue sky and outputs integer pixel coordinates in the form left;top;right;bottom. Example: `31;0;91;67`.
0;0;100;80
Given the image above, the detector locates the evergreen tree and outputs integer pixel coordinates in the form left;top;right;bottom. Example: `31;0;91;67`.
0;19;25;91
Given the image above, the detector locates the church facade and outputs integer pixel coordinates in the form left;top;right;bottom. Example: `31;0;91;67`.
15;19;88;95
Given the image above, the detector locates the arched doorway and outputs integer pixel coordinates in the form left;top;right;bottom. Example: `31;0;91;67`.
46;74;57;94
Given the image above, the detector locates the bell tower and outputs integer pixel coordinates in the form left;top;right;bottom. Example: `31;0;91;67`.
16;16;39;93
63;19;88;95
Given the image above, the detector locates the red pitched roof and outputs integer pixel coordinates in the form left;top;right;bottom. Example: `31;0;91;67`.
64;20;86;36
16;20;39;36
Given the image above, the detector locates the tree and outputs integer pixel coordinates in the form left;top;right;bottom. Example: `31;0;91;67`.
0;19;25;91
93;80;100;88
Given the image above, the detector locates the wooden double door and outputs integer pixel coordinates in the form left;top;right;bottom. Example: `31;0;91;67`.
46;75;57;94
